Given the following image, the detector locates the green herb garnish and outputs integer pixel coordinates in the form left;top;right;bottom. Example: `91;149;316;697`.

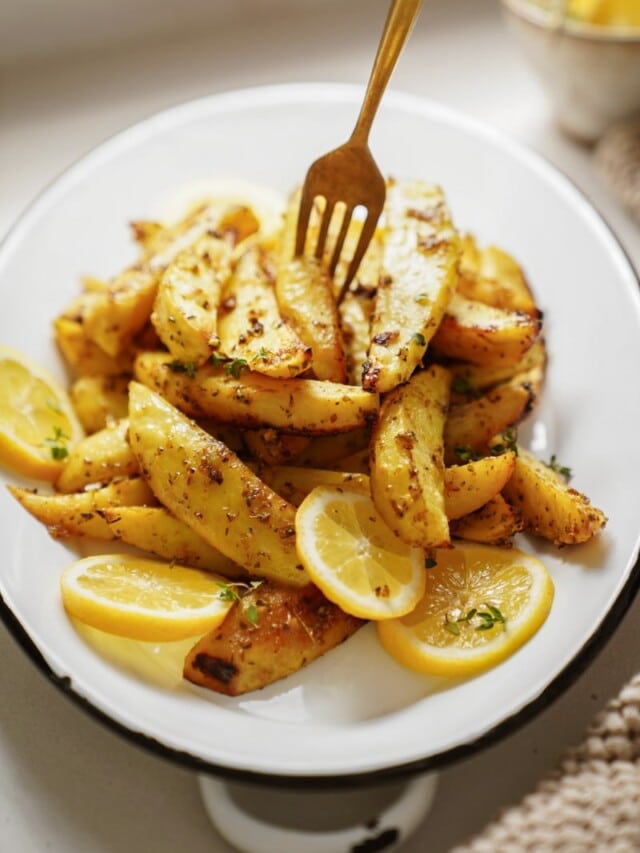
168;359;197;379
451;376;473;394
490;428;519;456
411;332;426;346
216;580;263;624
44;426;69;461
425;557;438;569
546;454;572;481
252;347;270;363
224;358;249;379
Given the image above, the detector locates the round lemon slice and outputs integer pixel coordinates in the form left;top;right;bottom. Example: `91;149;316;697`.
60;554;236;642
377;543;554;678
295;484;426;620
0;344;84;480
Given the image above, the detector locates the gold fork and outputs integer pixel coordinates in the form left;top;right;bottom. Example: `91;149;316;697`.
295;0;424;301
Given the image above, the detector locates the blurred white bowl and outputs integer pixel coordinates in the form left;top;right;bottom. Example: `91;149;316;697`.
502;0;640;143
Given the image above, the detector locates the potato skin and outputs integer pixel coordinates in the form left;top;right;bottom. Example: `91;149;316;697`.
502;448;607;545
134;352;378;434
128;382;309;586
183;582;364;696
370;365;451;548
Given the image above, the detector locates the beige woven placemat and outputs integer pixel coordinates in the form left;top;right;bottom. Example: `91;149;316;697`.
453;673;640;852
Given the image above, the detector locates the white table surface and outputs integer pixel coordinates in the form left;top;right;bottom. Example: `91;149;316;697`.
2;0;639;850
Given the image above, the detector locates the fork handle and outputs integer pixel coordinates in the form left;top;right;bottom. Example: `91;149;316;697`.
350;0;424;146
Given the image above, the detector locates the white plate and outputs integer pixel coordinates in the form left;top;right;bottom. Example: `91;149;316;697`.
1;83;639;785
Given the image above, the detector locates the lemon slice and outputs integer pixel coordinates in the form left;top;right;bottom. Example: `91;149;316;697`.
60;554;237;642
377;543;554;677
0;345;84;480
295;485;426;620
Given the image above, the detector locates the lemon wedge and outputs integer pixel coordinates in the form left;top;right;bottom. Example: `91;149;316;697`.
60;554;237;642
377;543;554;677
294;484;426;620
568;0;640;26
0;344;84;480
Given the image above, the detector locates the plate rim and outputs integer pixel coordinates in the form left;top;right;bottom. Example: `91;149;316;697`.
1;81;639;787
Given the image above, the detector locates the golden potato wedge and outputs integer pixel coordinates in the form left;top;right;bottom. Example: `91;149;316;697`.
184;582;363;696
7;477;156;539
242;430;310;466
151;232;234;366
70;374;130;433
431;293;541;368
98;506;247;578
81;202;260;359
444;380;533;465
444;452;516;520
370;365;451;548
451;494;523;545
294;428;371;468
456;236;538;315
502;447;607;545
128;381;308;586
448;338;547;395
331;448;371;474
83;267;158;358
218;245;312;378
56;418;138;493
363;180;459;393
134;352;379;434
54;317;134;378
275;191;347;383
261;466;369;506
130;219;164;251
339;289;374;386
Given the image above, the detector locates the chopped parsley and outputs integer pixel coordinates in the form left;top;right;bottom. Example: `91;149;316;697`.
216;580;263;625
224;358;249;379
451;376;473;395
490;428;519;456
44;426;69;461
411;332;426;346
454;445;483;464
425;557;438;569
168;359;197;379
546;454;572;481
252;347;270;363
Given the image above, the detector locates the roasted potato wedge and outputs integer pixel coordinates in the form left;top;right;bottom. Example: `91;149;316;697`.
218;244;311;377
451;494;523;545
339;288;375;386
294;428;371;468
184;582;364;696
431;294;541;368
128;382;308;586
134;352;378;434
80;201;260;359
7;477;156;538
444;452;516;520
56;418;139;493
275;191;347;383
54;317;135;378
444;380;533;465
370;365;451;548
242;430;310;466
261;466;369;506
363;180;459;393
448;338;547;395
151;232;233;365
70;374;130;434
458;237;539;316
98;506;247;577
502;447;607;545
